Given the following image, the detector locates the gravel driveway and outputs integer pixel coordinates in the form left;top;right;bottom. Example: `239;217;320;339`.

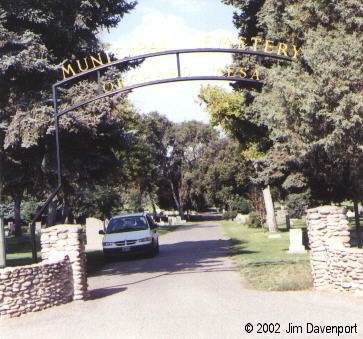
1;222;363;338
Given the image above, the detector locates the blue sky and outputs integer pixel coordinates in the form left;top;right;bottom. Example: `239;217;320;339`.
100;0;238;122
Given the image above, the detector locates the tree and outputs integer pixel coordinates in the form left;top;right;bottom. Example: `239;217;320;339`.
195;138;252;211
0;0;137;233
205;0;362;225
165;121;218;218
198;86;278;231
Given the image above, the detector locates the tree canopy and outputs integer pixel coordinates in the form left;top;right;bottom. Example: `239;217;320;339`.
200;0;363;216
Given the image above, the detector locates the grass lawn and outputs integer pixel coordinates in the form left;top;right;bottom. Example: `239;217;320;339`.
222;220;313;291
6;236;41;267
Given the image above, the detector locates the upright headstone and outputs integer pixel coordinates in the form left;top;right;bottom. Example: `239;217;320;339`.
288;229;306;254
35;221;42;235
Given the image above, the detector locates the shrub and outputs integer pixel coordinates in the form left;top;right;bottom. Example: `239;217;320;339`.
229;195;250;214
223;210;238;220
246;212;263;228
286;191;311;218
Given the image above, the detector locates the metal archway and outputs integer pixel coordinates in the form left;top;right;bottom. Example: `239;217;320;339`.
30;48;291;261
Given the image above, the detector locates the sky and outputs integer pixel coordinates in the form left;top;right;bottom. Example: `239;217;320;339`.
100;0;238;123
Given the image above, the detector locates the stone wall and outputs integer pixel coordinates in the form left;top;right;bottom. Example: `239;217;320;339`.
0;257;73;318
0;224;88;318
306;206;363;295
41;225;88;301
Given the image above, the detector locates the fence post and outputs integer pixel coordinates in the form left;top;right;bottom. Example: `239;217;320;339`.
0;216;6;268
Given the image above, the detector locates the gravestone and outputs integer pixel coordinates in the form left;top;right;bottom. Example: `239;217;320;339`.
168;216;186;226
234;214;250;224
85;217;104;251
35;222;42;235
288;229;306;254
346;210;355;218
8;222;15;235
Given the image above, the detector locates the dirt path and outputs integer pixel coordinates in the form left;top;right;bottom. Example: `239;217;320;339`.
1;222;363;338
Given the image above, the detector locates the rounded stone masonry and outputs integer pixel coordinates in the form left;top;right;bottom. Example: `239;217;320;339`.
0;225;88;319
41;225;88;301
306;205;363;295
0;257;73;318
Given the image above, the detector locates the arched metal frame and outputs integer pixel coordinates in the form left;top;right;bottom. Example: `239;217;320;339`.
29;48;291;261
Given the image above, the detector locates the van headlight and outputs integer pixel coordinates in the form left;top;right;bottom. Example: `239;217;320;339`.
103;242;114;247
138;237;152;243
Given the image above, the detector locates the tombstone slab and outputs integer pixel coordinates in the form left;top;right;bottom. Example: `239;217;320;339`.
288;229;307;254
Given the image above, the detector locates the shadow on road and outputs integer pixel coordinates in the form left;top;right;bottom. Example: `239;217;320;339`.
88;286;127;300
89;237;256;280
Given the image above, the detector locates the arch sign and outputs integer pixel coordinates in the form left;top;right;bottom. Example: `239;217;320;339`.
29;38;295;261
54;37;297;117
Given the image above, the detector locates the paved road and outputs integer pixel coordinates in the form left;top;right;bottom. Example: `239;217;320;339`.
1;222;363;339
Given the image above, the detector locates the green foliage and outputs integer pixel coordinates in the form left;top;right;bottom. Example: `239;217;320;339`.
286;191;311;219
196;138;253;210
73;185;121;220
0;1;137;227
20;197;39;223
210;0;363;209
246;212;263;228
223;210;238;220
229;195;250;214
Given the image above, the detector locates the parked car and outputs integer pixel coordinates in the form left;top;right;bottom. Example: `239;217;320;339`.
99;213;159;258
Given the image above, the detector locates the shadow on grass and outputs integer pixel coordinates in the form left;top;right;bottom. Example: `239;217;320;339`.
228;238;258;256
245;259;309;267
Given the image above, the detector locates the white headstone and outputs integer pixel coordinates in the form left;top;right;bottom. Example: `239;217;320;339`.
288;229;306;254
346;210;355;218
234;214;250;224
35;222;42;235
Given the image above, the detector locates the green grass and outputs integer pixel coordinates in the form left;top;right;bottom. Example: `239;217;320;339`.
5;236;41;267
223;221;313;291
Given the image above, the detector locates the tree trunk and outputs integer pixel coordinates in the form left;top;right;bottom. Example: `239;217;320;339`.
169;180;184;219
353;199;361;248
61;198;70;224
13;193;22;237
148;192;157;217
47;200;57;226
262;185;278;233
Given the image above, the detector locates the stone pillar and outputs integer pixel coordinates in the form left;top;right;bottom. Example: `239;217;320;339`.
41;225;88;300
306;206;350;289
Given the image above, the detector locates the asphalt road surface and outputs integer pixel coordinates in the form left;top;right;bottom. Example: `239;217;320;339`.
1;222;363;338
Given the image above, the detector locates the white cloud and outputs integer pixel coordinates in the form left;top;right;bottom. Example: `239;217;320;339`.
106;9;237;122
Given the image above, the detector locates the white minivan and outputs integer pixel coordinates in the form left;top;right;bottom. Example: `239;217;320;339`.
99;213;159;258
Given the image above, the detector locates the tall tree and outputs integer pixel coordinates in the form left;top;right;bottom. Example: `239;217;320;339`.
0;0;137;233
166;121;218;218
206;0;363;222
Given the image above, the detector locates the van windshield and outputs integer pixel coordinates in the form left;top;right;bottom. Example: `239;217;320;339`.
106;216;149;234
